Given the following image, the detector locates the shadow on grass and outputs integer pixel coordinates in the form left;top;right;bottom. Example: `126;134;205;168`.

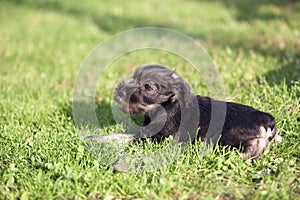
7;0;299;57
262;59;300;89
60;99;144;131
59;99;117;129
198;0;299;21
6;0;177;35
91;14;172;35
6;0;84;16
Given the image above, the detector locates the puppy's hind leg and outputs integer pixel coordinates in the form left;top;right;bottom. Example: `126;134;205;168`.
243;126;282;159
243;137;267;159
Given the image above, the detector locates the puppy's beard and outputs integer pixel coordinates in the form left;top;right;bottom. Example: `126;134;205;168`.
145;104;160;111
127;104;161;115
117;100;163;116
117;102;147;115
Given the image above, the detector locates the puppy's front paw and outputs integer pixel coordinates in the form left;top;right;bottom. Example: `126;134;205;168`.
85;133;134;145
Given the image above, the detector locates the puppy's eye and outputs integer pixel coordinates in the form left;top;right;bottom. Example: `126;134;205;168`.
144;83;152;90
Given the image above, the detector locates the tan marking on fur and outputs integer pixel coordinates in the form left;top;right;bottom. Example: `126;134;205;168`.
259;126;274;139
171;73;179;79
244;138;267;159
267;127;273;138
260;126;282;145
259;126;268;139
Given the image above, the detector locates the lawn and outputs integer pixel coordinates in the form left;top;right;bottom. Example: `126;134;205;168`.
0;0;299;199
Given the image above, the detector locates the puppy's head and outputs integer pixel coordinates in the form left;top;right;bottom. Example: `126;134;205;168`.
114;65;192;114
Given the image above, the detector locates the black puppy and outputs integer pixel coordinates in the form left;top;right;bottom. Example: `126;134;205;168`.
101;65;282;159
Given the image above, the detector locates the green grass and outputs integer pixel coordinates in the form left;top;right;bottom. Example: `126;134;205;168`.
1;0;299;199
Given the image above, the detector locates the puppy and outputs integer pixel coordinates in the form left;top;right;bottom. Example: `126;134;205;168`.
95;65;282;159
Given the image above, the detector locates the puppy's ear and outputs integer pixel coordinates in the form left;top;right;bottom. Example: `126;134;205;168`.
170;72;192;107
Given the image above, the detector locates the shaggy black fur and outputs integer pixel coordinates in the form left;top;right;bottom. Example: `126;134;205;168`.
113;65;282;158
